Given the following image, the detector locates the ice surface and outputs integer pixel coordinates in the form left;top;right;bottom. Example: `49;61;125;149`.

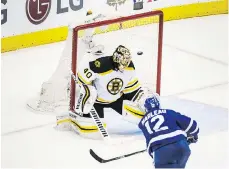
1;14;228;168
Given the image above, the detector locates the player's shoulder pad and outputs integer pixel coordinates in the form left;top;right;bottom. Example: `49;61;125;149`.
89;56;114;73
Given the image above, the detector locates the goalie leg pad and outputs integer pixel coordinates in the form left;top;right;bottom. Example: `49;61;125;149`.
122;100;145;125
69;111;107;140
75;84;97;115
56;111;107;140
56;112;72;131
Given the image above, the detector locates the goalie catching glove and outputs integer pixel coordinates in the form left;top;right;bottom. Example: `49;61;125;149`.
122;87;159;124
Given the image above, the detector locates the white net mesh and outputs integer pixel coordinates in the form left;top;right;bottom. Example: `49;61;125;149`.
27;11;163;114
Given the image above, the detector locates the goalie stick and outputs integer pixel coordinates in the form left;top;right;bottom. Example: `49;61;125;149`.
89;148;146;163
70;70;110;140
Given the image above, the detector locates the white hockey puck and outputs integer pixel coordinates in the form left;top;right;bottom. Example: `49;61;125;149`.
137;51;143;55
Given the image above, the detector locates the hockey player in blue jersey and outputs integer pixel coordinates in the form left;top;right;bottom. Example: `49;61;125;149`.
138;94;199;168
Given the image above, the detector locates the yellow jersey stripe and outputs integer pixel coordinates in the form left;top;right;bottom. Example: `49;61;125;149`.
123;83;141;93
96;97;115;103
126;78;138;87
77;73;91;85
99;70;113;76
96;101;110;104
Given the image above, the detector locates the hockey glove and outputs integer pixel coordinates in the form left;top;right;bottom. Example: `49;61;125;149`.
187;135;198;144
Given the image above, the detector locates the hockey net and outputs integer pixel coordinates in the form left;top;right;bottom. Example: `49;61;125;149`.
27;10;164;113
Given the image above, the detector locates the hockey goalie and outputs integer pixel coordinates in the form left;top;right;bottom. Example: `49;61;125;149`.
56;44;154;139
26;11;111;112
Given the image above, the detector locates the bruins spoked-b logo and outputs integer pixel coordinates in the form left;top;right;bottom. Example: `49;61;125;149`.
107;78;123;95
26;0;51;25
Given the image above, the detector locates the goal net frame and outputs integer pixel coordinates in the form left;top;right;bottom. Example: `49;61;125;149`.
70;10;164;112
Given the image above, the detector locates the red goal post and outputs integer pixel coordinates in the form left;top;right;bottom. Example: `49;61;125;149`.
70;10;164;111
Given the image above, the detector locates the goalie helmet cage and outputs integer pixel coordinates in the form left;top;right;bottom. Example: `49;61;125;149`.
70;10;164;112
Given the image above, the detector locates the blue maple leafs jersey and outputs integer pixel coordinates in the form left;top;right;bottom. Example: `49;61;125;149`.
138;109;199;155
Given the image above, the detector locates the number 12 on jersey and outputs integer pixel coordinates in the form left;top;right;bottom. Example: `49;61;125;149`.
145;115;168;134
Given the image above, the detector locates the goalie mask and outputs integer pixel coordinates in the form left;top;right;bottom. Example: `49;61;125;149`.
113;45;132;72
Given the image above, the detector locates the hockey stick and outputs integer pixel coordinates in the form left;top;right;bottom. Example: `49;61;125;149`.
70;70;110;139
89;148;146;163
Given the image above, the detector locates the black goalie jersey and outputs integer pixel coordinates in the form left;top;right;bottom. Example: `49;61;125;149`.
77;55;141;104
